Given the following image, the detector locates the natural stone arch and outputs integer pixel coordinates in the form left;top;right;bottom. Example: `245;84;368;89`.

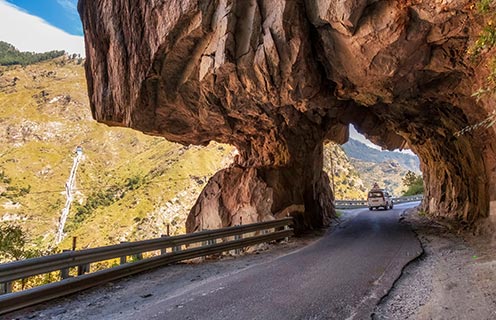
78;0;496;233
340;102;490;226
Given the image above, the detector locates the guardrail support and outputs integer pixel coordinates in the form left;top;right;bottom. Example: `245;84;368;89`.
77;263;90;276
60;250;71;279
0;282;12;295
120;241;128;264
160;234;168;255
234;216;243;255
201;229;209;247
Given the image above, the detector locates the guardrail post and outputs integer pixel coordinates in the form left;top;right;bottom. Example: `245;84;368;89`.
284;214;290;242
284;225;290;242
77;263;90;276
160;234;168;255
201;231;217;259
60;250;71;279
173;245;182;252
235;216;243;255
201;229;209;247
0;282;12;295
120;241;127;264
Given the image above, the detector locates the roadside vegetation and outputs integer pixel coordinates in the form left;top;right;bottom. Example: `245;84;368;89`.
0;223;41;261
402;171;424;196
457;0;496;135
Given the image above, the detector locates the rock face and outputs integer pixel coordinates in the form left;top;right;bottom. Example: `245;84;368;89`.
79;0;496;232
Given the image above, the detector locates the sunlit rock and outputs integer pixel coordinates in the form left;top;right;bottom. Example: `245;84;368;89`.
79;0;496;231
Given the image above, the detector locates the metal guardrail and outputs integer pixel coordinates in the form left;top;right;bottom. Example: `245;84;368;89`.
335;195;423;209
393;195;424;204
0;217;293;315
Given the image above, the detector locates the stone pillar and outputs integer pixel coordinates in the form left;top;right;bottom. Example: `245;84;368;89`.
186;141;335;233
414;133;488;225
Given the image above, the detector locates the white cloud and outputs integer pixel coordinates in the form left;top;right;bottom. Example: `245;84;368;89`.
349;125;416;155
0;0;85;56
349;125;382;150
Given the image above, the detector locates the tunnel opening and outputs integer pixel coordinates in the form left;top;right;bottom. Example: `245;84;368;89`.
335;101;492;228
324;125;421;201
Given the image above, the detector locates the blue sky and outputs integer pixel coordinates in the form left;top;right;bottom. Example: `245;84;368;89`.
5;0;82;36
0;0;84;55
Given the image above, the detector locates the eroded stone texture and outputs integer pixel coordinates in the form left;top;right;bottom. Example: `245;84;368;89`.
79;0;496;232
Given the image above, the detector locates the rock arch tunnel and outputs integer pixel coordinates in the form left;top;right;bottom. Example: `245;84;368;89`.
78;0;496;233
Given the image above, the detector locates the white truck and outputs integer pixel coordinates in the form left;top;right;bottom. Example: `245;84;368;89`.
367;186;393;210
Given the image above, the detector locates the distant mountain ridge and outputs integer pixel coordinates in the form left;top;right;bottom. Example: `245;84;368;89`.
0;41;65;66
342;139;420;173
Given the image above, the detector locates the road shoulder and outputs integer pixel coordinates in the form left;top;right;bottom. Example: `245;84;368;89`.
373;208;496;319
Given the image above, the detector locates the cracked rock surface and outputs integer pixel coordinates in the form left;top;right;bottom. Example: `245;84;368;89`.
78;0;496;231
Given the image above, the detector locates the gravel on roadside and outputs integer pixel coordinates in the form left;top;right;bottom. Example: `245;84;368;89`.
373;208;496;320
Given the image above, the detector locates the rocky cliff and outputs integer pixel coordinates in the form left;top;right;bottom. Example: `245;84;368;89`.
78;0;496;231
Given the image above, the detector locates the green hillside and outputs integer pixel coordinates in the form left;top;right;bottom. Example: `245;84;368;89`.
0;56;233;255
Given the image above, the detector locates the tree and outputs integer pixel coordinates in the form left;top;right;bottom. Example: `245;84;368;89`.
402;171;424;196
0;223;28;261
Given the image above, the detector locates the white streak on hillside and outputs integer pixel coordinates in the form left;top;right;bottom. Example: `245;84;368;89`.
56;148;83;244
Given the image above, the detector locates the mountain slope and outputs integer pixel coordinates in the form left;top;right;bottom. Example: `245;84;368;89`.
351;159;411;196
341;139;421;195
342;139;420;173
323;143;367;199
0;56;233;253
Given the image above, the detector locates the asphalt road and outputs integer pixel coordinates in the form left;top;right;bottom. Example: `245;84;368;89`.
141;202;422;320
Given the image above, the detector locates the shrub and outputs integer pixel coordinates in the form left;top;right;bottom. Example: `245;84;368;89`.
402;171;424;196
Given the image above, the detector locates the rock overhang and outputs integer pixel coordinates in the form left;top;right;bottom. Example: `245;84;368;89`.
79;0;496;230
